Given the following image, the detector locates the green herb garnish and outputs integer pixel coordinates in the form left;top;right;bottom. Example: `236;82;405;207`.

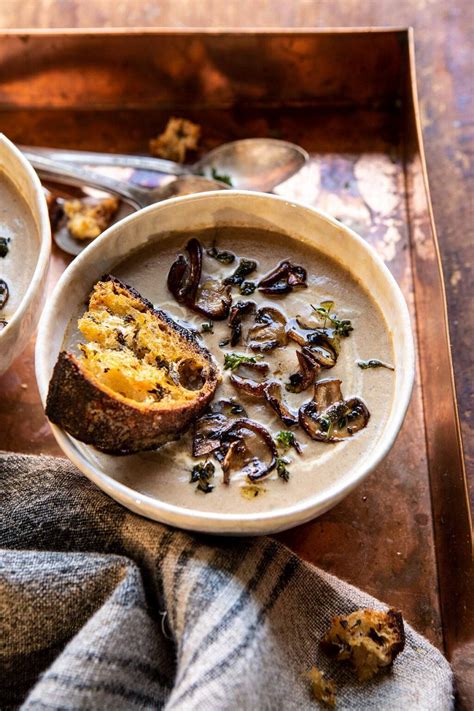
311;300;353;337
190;461;215;494
223;352;262;371
223;259;258;286
357;359;394;371
276;457;290;482
275;431;299;452
211;167;233;186
201;321;214;333
239;281;256;295
206;243;235;264
318;414;334;439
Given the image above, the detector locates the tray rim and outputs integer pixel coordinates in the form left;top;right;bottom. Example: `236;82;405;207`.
0;25;471;684
0;26;413;36
407;28;470;522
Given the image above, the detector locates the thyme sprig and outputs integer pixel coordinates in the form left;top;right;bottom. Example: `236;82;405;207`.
311;300;353;337
190;461;215;494
276;456;291;482
275;431;301;454
223;352;263;371
211;167;233;186
357;359;394;371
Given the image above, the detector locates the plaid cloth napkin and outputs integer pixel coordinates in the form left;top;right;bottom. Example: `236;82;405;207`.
1;452;453;710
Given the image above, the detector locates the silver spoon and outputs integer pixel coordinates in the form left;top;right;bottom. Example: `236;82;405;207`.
25;152;229;255
22;138;309;193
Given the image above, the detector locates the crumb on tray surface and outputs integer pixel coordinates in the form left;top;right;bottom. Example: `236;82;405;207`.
149;117;201;162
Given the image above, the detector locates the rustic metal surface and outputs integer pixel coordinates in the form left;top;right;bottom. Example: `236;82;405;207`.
0;28;471;705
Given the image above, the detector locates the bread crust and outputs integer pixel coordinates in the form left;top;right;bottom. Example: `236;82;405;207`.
45;276;219;455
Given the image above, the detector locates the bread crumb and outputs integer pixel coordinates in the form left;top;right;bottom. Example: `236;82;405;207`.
321;608;405;681
149;117;201;162
306;667;336;706
64;197;119;240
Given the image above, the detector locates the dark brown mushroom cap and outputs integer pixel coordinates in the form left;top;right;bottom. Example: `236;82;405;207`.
286;349;321;393
228;300;257;346
248;307;288;352
193;413;230;456
299;378;370;442
220;418;277;482
287;319;340;368
167;238;201;303
263;381;299;427
0;279;9;311
257;260;307;295
229;360;270;397
167;238;231;319
194;278;232;320
193;399;248;456
228;360;297;427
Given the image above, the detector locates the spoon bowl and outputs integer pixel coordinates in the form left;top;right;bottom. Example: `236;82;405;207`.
195;139;309;192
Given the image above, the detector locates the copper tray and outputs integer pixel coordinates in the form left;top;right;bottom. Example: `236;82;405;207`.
0;28;472;705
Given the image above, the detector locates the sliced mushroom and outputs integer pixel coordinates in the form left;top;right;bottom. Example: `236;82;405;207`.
167;237;201;303
299;378;370;442
228;300;256;346
263;381;299;427
193;399;247;456
220;418;277;482
167;238;231;319
195;278;232;320
257;260;307;295
212;399;248;418
285;349;321;393
287;319;340;368
193;413;231;457
230;360;270;397
0;279;9;311
223;258;257;286
248;307;288;352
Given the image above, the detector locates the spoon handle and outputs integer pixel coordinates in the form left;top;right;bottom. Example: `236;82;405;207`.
20;145;189;176
23;152;145;209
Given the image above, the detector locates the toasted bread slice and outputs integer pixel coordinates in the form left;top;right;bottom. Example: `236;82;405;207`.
320;608;405;681
46;276;219;454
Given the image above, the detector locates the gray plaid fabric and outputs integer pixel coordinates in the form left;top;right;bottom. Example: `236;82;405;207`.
1;452;453;710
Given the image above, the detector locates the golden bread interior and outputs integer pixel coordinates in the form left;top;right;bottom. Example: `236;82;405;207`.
77;279;213;407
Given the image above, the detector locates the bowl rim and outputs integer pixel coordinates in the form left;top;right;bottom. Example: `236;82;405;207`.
0;134;51;339
35;189;415;534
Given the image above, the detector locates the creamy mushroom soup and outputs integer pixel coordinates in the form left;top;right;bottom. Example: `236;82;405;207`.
66;226;395;514
0;172;40;328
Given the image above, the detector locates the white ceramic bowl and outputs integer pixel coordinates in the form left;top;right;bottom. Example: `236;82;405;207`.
0;134;51;374
35;191;414;535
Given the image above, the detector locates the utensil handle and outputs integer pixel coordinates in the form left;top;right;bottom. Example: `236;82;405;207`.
21;145;188;176
23;152;144;209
